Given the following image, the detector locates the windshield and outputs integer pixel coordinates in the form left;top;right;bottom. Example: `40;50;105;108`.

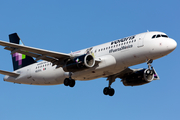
152;34;168;39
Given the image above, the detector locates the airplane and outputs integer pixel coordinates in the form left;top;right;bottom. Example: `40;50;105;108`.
0;31;177;96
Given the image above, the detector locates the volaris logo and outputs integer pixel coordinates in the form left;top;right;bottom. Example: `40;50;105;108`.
13;53;26;66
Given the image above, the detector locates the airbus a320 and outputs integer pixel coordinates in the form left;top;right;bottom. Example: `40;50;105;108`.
0;31;177;96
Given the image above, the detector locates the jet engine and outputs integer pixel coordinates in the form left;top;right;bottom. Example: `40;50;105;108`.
63;54;95;72
122;69;154;86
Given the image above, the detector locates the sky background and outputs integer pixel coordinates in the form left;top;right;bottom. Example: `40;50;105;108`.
0;0;179;120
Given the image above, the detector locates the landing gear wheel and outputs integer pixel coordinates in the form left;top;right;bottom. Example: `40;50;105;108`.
64;78;70;86
103;87;109;95
103;87;115;96
69;79;75;87
109;88;115;96
64;78;76;87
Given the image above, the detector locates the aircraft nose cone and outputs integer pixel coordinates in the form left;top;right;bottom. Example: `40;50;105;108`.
167;39;177;51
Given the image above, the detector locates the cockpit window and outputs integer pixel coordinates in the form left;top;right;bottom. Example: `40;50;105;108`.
156;34;161;38
152;35;156;38
152;34;169;39
161;35;168;38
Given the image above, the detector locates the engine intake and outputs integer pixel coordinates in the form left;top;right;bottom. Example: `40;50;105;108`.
122;69;154;86
63;54;95;72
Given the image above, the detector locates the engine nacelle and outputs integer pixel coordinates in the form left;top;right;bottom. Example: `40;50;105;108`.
63;54;95;72
122;69;154;86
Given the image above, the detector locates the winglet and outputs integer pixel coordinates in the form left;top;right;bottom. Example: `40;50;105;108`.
0;70;19;77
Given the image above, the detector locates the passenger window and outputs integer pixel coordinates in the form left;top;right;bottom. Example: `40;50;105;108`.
152;35;156;38
156;34;161;38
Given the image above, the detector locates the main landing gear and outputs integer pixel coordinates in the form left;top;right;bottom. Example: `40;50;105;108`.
64;72;75;87
103;75;116;96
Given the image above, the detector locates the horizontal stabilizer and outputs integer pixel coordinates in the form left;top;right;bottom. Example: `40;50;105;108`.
0;70;19;77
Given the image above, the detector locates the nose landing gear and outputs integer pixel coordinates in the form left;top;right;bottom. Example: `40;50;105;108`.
146;59;154;75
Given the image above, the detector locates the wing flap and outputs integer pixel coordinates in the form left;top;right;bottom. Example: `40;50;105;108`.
0;70;19;77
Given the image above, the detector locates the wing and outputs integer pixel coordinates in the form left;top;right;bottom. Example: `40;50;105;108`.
0;70;19;77
0;40;71;66
115;68;134;78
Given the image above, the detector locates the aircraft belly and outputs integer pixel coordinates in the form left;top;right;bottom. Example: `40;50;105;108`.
73;68;120;81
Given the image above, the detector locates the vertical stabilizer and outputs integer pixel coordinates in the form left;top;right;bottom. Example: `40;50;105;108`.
9;33;36;71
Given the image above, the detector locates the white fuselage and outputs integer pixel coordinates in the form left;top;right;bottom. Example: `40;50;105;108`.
4;31;177;85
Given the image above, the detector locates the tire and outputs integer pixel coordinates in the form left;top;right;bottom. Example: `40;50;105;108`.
103;87;109;95
69;79;75;87
64;78;70;86
109;88;115;96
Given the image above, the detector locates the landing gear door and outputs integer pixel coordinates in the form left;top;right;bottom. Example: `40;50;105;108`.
152;67;160;80
137;33;146;48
